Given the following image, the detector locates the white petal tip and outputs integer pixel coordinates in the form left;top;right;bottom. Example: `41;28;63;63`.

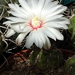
3;22;6;24
16;40;21;45
59;35;64;40
16;33;26;45
5;29;15;37
25;45;31;49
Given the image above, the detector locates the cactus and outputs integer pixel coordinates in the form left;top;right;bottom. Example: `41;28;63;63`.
68;15;75;45
29;47;64;70
35;50;48;69
65;55;75;75
29;47;40;65
46;48;64;68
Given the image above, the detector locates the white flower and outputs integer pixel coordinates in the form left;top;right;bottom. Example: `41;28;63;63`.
3;0;70;49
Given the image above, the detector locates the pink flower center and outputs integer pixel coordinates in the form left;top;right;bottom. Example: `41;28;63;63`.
29;16;43;30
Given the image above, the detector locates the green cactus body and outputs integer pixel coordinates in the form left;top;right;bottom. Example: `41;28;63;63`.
65;55;75;75
29;47;40;65
30;47;64;70
47;49;63;68
68;16;75;45
36;50;48;69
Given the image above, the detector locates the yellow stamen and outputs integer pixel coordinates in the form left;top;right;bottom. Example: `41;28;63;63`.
32;16;41;28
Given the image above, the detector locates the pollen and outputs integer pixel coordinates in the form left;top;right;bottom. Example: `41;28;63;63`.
30;16;43;29
32;16;41;27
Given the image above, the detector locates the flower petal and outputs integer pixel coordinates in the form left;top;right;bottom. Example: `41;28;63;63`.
5;17;25;23
8;4;28;18
44;0;52;7
44;1;59;10
14;3;31;17
8;4;20;13
43;35;51;49
25;31;34;48
41;27;56;41
47;6;67;16
25;29;45;49
44;14;63;22
8;23;31;33
46;27;64;40
44;22;68;29
41;5;67;19
31;0;38;15
38;0;45;15
5;29;15;37
36;29;46;44
19;0;32;12
9;24;22;33
16;33;27;45
41;1;61;18
34;29;45;48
